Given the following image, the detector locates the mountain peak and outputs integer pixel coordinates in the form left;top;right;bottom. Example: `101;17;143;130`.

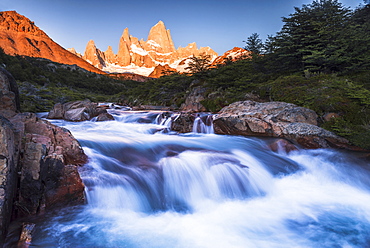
86;40;96;46
0;10;46;37
0;11;104;74
81;19;217;76
155;20;165;26
147;21;175;53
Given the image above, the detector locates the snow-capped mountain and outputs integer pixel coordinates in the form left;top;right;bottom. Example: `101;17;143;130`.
79;21;218;77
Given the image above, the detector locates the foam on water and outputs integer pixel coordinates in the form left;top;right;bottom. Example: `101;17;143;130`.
30;111;370;248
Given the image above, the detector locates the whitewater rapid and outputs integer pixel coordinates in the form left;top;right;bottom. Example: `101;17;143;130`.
29;110;370;248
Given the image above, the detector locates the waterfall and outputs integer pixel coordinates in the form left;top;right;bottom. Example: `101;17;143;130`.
26;111;370;248
192;114;214;134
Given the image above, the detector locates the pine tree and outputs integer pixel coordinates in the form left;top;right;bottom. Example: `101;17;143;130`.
243;33;263;54
185;54;212;75
273;0;351;73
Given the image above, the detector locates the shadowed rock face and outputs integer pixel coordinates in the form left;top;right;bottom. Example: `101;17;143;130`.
0;68;87;244
0;11;104;74
213;100;355;149
180;85;207;113
0;116;19;243
0;67;20;114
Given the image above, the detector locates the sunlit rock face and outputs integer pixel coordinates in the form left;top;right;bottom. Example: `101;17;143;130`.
82;21;218;77
211;47;252;66
149;64;176;78
83;40;106;69
0;11;104;74
146;20;176;54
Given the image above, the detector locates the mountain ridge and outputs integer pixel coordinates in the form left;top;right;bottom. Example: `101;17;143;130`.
0;10;105;74
81;20;219;76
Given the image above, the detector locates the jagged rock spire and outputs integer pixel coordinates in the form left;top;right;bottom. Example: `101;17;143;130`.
147;20;176;53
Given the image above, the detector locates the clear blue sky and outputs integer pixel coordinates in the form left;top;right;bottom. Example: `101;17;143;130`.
0;0;364;55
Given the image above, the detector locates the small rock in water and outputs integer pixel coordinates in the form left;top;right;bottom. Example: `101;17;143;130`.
269;139;298;153
17;222;35;248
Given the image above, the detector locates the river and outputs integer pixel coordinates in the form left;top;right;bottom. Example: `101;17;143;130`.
30;110;370;248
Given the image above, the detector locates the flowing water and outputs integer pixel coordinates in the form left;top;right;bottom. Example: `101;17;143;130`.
29;110;370;248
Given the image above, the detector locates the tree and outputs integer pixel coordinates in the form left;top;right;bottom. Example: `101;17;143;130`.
243;33;263;54
263;35;276;54
272;0;352;73
343;2;370;72
185;53;212;75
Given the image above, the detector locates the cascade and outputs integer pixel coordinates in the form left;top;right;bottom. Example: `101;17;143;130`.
19;111;370;248
192;114;214;134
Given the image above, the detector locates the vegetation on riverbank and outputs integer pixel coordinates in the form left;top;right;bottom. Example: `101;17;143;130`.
0;0;369;148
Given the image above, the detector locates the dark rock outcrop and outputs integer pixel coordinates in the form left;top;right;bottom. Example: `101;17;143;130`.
0;68;87;244
47;100;108;122
0;117;20;242
96;112;115;121
0;67;20;115
180;85;207;112
213;100;354;149
171;113;196;133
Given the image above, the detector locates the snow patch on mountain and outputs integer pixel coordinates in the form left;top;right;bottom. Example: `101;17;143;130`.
103;63;154;76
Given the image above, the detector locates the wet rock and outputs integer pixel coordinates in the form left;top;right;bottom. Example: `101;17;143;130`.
268;139;298;153
46;102;63;119
171;113;196;133
214;100;354;150
96;112;114;122
47;100;108;122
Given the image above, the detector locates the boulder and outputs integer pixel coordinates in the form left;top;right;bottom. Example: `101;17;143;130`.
213;100;353;149
171;113;196;133
47;100;108;122
46;102;63;119
268;139;298;153
96;112;114;122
